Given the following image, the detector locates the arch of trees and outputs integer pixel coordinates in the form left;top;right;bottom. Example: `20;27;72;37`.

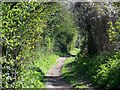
1;1;120;89
72;2;120;55
1;2;78;88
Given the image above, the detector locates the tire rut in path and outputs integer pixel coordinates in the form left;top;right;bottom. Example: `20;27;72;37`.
45;57;74;89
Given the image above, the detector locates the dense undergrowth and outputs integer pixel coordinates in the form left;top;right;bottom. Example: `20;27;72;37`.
2;47;58;88
62;51;120;89
1;2;120;89
16;49;58;88
16;48;58;88
1;2;77;88
62;57;89;89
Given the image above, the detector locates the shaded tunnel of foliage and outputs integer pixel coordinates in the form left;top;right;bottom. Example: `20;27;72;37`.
0;1;120;89
62;2;120;89
1;2;78;88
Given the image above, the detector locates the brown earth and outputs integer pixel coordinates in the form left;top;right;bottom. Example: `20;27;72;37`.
45;57;75;89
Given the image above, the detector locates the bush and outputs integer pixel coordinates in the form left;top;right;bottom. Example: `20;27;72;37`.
77;51;120;89
62;51;120;89
14;48;58;88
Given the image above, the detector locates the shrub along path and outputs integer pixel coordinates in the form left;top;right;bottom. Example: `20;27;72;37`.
45;57;74;89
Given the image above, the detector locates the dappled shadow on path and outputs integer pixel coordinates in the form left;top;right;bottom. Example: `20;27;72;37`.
44;57;76;89
62;58;101;90
45;75;74;88
45;75;76;89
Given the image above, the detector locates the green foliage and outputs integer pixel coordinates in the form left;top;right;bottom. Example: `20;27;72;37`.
63;51;120;89
62;57;89;88
1;2;77;88
1;2;61;88
2;2;120;89
53;7;78;54
69;48;80;55
108;19;120;44
15;48;58;88
93;52;120;89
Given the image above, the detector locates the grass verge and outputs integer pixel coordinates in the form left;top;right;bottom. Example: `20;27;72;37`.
62;57;90;89
15;48;59;88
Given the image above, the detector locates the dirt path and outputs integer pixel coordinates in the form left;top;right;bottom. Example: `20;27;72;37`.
45;57;75;89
